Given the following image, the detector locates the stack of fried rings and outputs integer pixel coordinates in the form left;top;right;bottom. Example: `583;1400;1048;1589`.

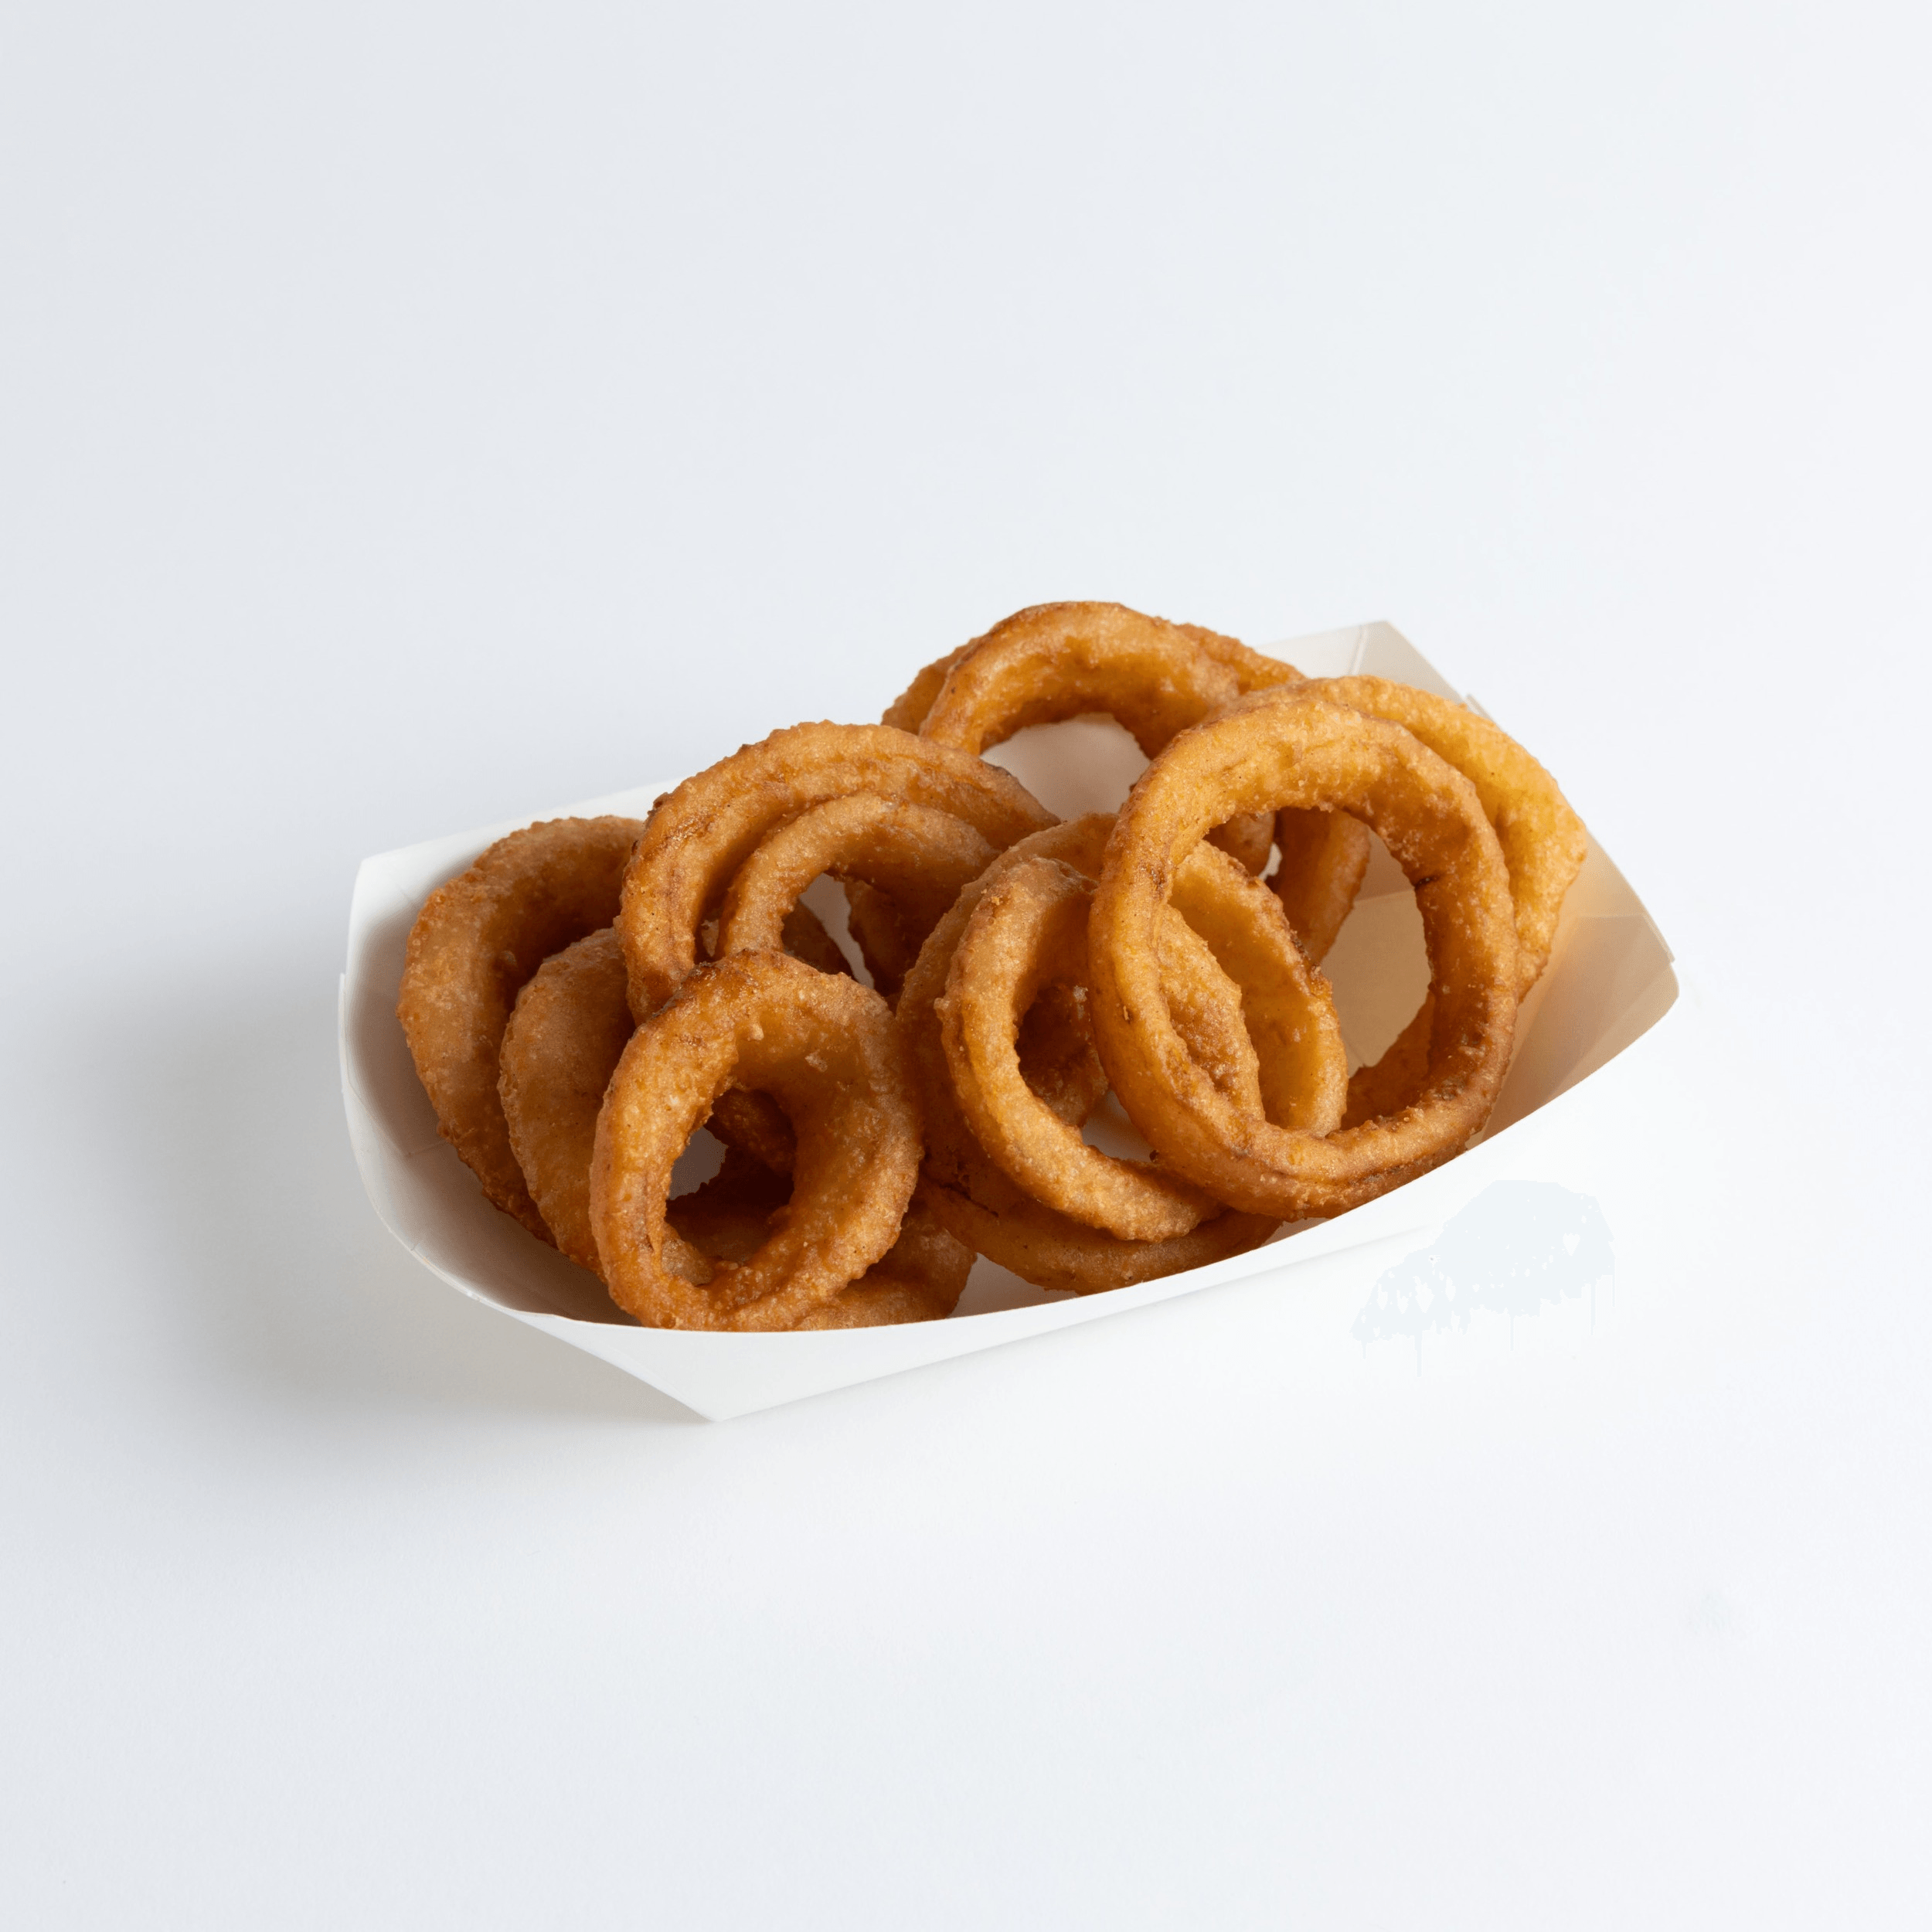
396;601;1588;1330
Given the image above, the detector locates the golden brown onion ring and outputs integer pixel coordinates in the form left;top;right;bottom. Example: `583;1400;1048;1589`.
917;601;1282;876
620;722;1053;1021
952;814;1301;1124
1340;998;1436;1131
719;794;996;988
913;1175;1275;1298
841;882;920;1002
1089;689;1519;1220
1269;805;1374;965
886;605;1264;875
501;940;964;1324
918;601;1247;759
674;897;855;1175
665;1153;968;1326
398;815;643;1240
900;818;1291;1289
881;644;971;733
940;854;1240;1241
778;902;854;979
1179;622;1379;961
1300;676;1587;996
789;1199;971;1327
691;981;1112;1188
591;951;923;1330
1302;678;1586;1124
1015;982;1113;1129
498;926;636;1270
889;610;1383;943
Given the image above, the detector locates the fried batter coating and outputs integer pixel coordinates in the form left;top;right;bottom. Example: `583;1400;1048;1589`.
912;601;1277;876
900;818;1294;1291
1303;676;1587;996
896;602;1385;922
1090;691;1520;1220
620;721;1053;1021
398;815;643;1240
940;855;1236;1241
502;933;965;1325
590;953;924;1329
917;602;1250;759
720;794;996;1004
498;926;637;1268
654;1151;965;1327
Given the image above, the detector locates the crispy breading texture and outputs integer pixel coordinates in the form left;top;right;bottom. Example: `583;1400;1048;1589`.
590;952;923;1330
900;817;1296;1289
1089;690;1520;1221
619;721;1054;1022
398;815;643;1239
720;794;996;1005
501;931;967;1325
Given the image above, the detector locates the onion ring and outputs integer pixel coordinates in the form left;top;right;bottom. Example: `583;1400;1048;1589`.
501;936;964;1324
862;647;998;989
1269;804;1374;965
898;605;1382;927
659;1154;967;1326
1179;622;1379;961
1300;676;1587;996
719;793;997;999
917;601;1248;759
881;643;971;733
913;1175;1276;1298
698;977;1113;1184
1014;981;1113;1129
842;883;920;1003
940;853;1245;1240
914;601;1281;876
778;902;854;979
899;817;1298;1287
1178;624;1301;692
590;951;923;1329
790;1199;971;1327
1340;999;1435;1131
498;925;637;1269
619;721;1053;1020
398;815;643;1240
1088;689;1519;1219
703;904;852;1159
1299;678;1585;1124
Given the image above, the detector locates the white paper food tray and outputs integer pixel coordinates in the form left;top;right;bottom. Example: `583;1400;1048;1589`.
340;623;1679;1419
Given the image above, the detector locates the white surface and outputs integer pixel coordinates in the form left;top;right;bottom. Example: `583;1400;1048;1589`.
3;2;1928;1926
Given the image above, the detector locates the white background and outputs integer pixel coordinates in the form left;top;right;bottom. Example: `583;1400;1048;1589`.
4;2;1928;1925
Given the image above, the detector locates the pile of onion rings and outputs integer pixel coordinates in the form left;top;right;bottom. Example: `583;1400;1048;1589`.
399;602;1587;1330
